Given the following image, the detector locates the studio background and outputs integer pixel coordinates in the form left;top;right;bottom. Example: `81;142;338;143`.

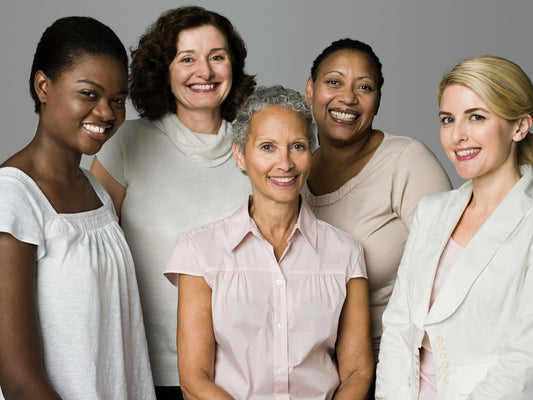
2;0;531;188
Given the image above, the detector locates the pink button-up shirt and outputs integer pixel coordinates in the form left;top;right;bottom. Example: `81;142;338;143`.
165;199;367;400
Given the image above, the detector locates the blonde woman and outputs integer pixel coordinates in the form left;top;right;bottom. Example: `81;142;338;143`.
376;56;533;399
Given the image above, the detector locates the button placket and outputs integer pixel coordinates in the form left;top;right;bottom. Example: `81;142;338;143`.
272;269;289;395
435;335;449;384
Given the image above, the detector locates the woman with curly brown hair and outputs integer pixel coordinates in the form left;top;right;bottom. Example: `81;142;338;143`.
91;6;255;399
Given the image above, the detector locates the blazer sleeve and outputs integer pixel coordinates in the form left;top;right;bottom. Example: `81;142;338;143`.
469;253;533;400
375;199;425;399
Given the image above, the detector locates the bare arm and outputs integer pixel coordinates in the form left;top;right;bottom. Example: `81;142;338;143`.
177;274;234;400
90;156;126;218
333;277;374;400
0;233;62;400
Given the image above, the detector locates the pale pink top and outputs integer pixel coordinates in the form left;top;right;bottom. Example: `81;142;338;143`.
165;198;367;400
418;238;463;399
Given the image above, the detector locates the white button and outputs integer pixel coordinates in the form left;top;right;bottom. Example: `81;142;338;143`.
278;367;285;373
276;279;283;286
277;322;283;329
441;376;449;384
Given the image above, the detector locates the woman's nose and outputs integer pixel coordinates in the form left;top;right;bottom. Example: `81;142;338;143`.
94;100;116;122
196;59;215;80
451;120;468;144
277;148;295;171
339;86;358;105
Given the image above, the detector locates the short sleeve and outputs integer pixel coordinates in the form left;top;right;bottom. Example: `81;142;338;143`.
0;171;46;260
348;238;368;281
95;121;129;187
392;139;452;227
164;231;205;286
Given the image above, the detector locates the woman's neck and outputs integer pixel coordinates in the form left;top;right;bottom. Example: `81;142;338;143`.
308;129;383;195
319;128;380;161
470;164;522;215
176;108;223;134
249;197;300;261
6;131;82;183
452;163;522;247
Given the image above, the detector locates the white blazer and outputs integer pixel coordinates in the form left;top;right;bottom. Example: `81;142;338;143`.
376;165;533;400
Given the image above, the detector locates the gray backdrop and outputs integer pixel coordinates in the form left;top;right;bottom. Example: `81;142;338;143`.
2;0;532;188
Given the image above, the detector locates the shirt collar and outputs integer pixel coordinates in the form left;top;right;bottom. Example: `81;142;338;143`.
229;196;318;251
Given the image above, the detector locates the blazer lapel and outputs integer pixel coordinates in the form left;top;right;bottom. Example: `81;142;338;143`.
426;167;533;324
409;184;472;329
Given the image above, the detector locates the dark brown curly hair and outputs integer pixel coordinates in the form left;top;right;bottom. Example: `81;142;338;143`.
130;6;255;121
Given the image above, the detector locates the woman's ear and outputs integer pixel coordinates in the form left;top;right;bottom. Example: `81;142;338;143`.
305;77;314;105
232;143;246;172
513;114;533;142
34;70;50;104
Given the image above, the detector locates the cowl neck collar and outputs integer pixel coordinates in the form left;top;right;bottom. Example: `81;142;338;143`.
153;113;233;167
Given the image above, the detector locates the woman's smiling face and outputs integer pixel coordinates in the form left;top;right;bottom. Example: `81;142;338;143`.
305;49;381;146
36;53;128;156
168;24;233;117
439;84;523;181
233;106;312;208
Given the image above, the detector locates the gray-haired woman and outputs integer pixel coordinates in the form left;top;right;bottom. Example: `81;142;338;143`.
165;86;374;399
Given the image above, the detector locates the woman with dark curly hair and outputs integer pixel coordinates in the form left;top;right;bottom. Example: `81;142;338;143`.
91;6;255;399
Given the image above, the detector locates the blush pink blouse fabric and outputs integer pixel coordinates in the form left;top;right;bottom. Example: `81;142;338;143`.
418;238;463;399
165;198;367;400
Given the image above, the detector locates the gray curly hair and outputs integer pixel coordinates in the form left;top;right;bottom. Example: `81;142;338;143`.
232;85;316;151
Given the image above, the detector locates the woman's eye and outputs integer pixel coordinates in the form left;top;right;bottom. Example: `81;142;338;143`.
210;54;226;62
260;144;272;151
358;84;373;91
471;114;485;121
326;79;340;86
181;56;195;63
292;143;306;151
112;97;127;107
440;116;453;125
80;90;97;99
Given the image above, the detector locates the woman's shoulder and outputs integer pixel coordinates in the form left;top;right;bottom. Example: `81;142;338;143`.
0;167;48;253
417;184;466;214
176;204;246;250
110;117;162;140
380;132;436;158
0;167;45;204
315;215;364;253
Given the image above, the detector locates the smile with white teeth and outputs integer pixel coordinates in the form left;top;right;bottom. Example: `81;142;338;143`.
456;148;480;157
190;83;216;90
330;110;358;122
83;123;110;134
270;176;296;183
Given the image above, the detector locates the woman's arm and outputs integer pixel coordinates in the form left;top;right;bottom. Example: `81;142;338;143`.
375;201;425;400
90;157;126;218
333;277;374;400
177;274;234;400
0;233;62;400
468;259;533;399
